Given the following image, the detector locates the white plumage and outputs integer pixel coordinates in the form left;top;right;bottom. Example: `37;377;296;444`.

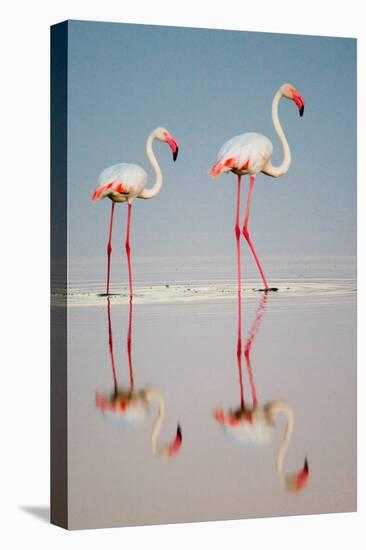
96;163;148;202
215;132;273;176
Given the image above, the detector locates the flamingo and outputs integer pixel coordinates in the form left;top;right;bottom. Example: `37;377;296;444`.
95;296;182;459
92;127;179;297
214;294;309;493
210;83;305;291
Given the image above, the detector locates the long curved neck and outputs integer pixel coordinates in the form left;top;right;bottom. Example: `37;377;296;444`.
138;131;163;199
264;90;291;178
267;400;294;482
146;390;165;454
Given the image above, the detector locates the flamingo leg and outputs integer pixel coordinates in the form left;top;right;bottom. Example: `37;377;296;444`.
125;203;133;299
243;176;269;290
235;175;245;409
106;202;115;296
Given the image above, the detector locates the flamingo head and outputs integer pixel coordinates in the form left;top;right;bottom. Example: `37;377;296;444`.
284;458;310;493
155;127;179;161
281;83;305;117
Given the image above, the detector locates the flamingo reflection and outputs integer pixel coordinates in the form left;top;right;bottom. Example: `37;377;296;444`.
96;297;182;459
214;294;309;492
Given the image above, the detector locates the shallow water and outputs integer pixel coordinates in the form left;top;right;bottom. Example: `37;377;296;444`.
53;255;356;307
64;257;356;529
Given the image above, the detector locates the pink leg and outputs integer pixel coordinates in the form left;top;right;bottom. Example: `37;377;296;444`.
235;175;245;410
106;202;115;296
125;203;133;299
243;176;269;290
106;296;118;393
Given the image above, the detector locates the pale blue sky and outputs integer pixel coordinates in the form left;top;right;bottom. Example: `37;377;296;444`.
67;21;356;260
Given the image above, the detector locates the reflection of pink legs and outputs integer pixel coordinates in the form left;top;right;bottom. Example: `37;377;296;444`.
107;296;118;393
244;350;257;408
106;203;115;296
106;292;135;393
235;175;245;410
237;342;245;410
127;296;134;391
243;176;269;290
244;294;268;408
124;204;134;389
125;203;133;299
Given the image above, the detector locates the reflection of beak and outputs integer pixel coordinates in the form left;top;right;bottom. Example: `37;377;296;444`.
164;132;179;161
167;423;183;457
286;457;309;492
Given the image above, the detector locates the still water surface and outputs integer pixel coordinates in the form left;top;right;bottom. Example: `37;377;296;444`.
65;257;356;529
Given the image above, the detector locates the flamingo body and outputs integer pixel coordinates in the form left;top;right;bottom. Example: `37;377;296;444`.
211;133;273;177
93;163;148;203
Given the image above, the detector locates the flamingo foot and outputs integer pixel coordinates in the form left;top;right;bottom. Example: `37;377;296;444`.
256;287;279;292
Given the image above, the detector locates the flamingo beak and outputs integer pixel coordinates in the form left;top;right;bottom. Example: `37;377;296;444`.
291;89;305;117
164;132;179;161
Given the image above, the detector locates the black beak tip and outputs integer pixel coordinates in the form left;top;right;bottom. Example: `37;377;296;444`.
177;423;182;439
304;457;309;473
299;105;304;117
173;148;179;162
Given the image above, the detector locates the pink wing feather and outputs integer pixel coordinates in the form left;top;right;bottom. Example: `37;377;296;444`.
92;180;128;201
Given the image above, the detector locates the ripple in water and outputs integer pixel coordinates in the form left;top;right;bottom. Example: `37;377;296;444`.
51;279;356;307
